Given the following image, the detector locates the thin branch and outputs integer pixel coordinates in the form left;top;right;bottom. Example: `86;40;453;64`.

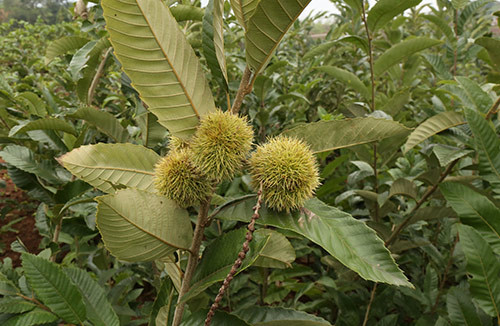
172;199;211;326
87;47;112;105
385;159;459;247
362;283;378;326
16;293;51;312
361;2;376;112
486;96;500;120
204;184;263;326
231;66;253;115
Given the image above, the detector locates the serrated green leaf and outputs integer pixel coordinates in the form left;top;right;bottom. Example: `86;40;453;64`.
70;107;128;142
4;308;58;326
202;0;228;91
9;118;77;137
45;36;90;65
451;0;468;10
316;66;370;100
68;40;98;81
476;37;500;70
464;108;500;190
0;145;60;184
457;224;500;318
15;92;47;117
102;0;216;138
181;228;274;302
389;178;418;200
422;14;455;43
64;267;119;326
447;287;482;326
423;54;453;80
0;298;36;314
234;306;332;325
367;0;422;32
457;0;493;35
21;253;86;324
283;117;411;153
432;145;473;167
96;188;193;261
252;229;295;268
304;36;369;60
403;111;465;153
455;77;492;114
0;272;19;296
440;182;500;240
218;198;412;287
58;143;159;193
373;37;442;77
149;279;176;326
230;0;259;29
245;0;311;76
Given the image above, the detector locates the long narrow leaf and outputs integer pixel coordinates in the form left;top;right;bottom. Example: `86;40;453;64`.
102;0;216;138
245;0;311;76
283;117;411;153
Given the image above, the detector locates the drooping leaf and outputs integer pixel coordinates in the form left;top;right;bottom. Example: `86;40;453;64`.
457;224;500;318
68;40;98;81
252;229;295;268
15;92;47;117
379;91;411;116
316;66;370;100
69;107;128;142
373;37;442;77
446;287;483;326
234;306;332;325
45;36;90;65
218;198;412;287
58;143;159;193
283;117;411;153
421;15;455;43
476;37;500;70
102;0;216;138
455;77;492;114
440;182;500;240
3;308;58;326
432;145;472;167
457;0;493;35
202;0;228;91
230;0;260;29
464;108;500;191
245;0;311;76
96;188;193;261
170;4;204;21
403;111;465;153
181;228;277;302
64;267;119;326
0;145;60;184
9;118;77;137
367;0;422;32
21;253;87;324
0;298;36;314
422;54;453;80
389;178;418;200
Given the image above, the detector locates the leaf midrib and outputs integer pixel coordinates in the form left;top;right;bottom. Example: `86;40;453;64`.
135;0;200;119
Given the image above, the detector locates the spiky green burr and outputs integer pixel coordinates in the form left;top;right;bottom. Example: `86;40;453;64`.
191;110;254;182
249;136;320;212
154;148;212;208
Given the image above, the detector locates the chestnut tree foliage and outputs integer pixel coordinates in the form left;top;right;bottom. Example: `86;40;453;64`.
1;0;500;325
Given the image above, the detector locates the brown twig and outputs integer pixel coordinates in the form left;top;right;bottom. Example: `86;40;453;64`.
362;283;378;326
385;159;459;247
87;47;112;105
230;66;253;115
204;184;263;326
16;293;51;312
172;199;211;326
486;96;500;120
